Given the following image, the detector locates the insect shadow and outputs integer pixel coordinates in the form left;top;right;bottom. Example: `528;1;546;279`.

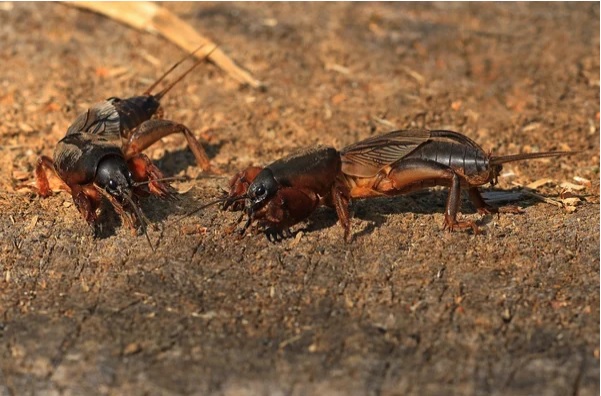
92;194;177;239
155;141;224;177
302;187;542;240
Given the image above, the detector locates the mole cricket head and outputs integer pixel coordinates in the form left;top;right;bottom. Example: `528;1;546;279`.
95;155;135;200
246;168;279;212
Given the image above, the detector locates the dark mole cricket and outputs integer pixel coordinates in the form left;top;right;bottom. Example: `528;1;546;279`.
34;45;217;245
216;129;574;242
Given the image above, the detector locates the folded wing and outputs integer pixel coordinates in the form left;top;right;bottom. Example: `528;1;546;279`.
66;101;121;139
340;129;432;177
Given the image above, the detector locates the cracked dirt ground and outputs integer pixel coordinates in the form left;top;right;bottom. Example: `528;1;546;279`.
0;3;599;395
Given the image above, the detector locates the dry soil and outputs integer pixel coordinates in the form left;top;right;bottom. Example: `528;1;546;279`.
0;3;599;395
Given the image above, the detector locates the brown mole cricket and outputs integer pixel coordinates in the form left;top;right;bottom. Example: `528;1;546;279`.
219;129;573;242
34;45;217;243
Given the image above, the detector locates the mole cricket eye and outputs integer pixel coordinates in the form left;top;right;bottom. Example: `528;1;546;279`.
108;179;117;190
256;185;266;196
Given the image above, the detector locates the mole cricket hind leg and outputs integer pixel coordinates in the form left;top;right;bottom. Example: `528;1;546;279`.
34;156;71;197
127;154;178;200
443;171;480;234
468;187;523;216
384;158;480;233
123;119;212;172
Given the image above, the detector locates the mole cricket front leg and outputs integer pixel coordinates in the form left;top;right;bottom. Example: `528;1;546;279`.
224;166;263;211
258;187;321;241
127;153;178;200
70;184;103;231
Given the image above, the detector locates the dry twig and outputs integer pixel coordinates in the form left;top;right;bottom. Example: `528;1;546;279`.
66;2;263;88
